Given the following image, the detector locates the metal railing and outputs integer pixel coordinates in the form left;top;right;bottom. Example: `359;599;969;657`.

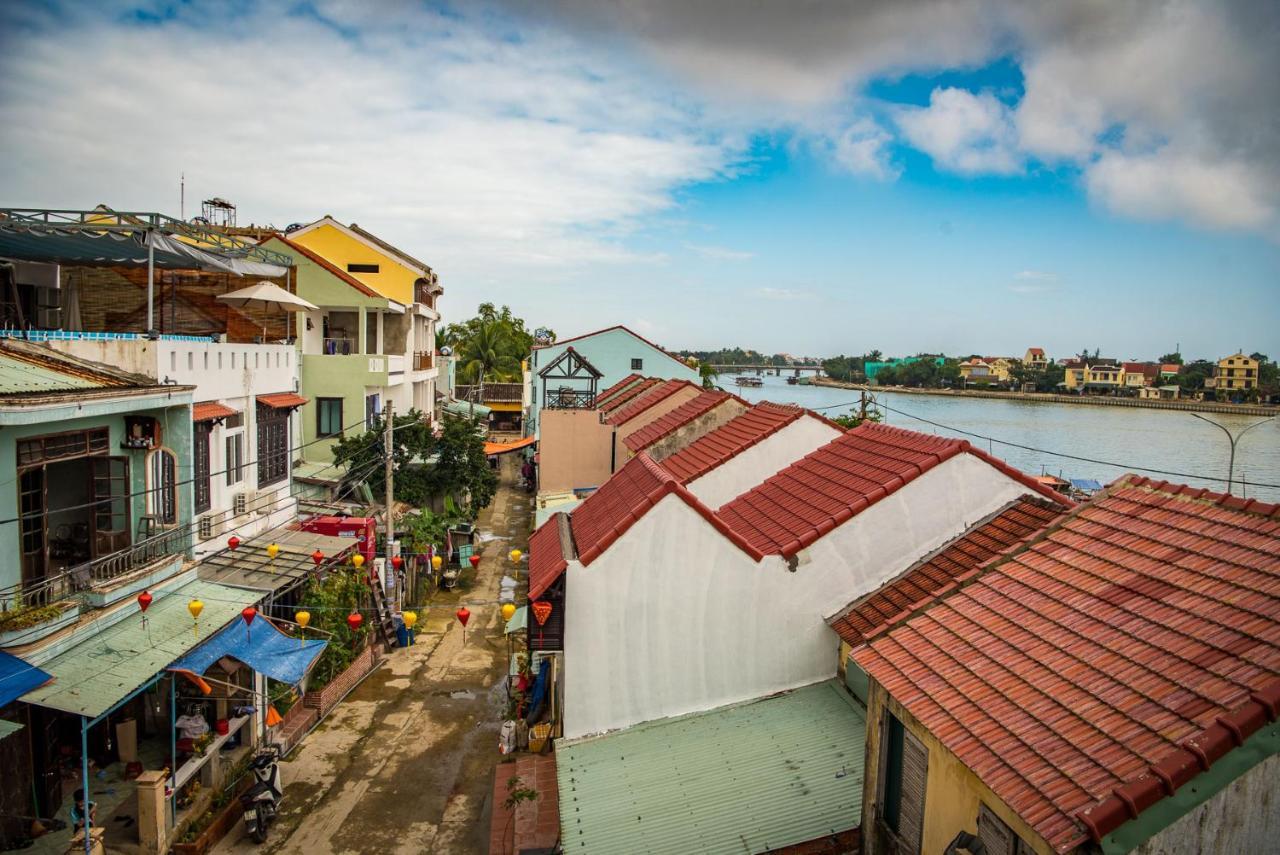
1;527;192;611
544;389;596;410
323;337;356;355
414;351;434;371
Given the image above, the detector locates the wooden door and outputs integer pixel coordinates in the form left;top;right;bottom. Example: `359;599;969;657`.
91;457;130;556
18;467;47;590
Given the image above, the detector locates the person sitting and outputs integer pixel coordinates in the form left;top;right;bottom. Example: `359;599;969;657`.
70;788;96;832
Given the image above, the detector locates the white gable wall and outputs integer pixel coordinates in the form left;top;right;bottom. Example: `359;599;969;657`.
686;415;844;508
563;452;1037;738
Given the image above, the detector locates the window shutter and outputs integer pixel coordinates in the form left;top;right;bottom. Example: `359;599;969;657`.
897;727;928;854
977;804;1015;855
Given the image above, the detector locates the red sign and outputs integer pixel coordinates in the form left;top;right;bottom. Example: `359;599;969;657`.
531;600;553;626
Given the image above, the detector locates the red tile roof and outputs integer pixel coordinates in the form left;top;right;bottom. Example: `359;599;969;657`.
622;390;737;453
659;402;814;485
528;514;570;601
192;401;239;422
828;496;1065;647
854;476;1280;852
595;373;643;406
604;379;695;426
529;324;694;372
256;392;308;409
1027;347;1045;356
718;423;1072;557
598;377;662;415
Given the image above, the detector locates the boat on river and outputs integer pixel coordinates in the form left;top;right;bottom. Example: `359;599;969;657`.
736;376;763;387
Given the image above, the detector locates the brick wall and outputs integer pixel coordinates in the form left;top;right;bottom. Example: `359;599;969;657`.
303;644;380;717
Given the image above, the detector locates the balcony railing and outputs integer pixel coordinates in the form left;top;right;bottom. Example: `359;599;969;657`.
323;337;357;355
545;389;596;410
1;527;192;610
414;351;434;371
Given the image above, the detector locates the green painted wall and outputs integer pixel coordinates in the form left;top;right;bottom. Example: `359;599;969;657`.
299;355;387;462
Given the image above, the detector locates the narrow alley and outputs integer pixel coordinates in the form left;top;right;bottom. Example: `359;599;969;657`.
214;468;530;855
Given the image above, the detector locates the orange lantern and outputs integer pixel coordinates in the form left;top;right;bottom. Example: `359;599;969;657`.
311;549;324;566
347;611;363;632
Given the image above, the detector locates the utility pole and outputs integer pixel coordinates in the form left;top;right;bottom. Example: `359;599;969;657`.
383;401;396;607
1189;413;1273;494
859;389;867;423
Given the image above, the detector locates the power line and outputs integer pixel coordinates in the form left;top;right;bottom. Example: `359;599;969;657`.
811;396;1280;490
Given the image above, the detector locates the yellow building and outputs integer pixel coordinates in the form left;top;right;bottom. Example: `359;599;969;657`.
287;215;440;306
959;357;1012;384
1022;347;1049;370
1212;351;1259;394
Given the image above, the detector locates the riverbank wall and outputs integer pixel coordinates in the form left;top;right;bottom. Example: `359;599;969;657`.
812;377;1280;417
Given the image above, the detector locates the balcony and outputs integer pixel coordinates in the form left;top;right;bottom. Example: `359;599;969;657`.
322;337;358;356
414;351;434;371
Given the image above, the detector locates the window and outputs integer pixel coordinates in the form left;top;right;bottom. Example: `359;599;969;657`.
257;405;289;488
631;358;643;370
880;711;927;854
347;263;380;273
225;433;245;486
977;804;1034;855
148;449;177;525
317;398;344;437
194;422;212;515
366;394;382;429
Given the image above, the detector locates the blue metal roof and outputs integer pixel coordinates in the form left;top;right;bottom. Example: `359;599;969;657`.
1070;478;1104;492
168;613;326;686
0;650;51;707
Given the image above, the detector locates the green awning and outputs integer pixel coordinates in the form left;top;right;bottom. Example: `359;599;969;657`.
557;681;866;854
504;606;527;635
444;399;491;418
21;579;261;718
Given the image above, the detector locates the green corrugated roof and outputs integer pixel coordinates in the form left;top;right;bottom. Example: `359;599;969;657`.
0;720;23;740
557;680;866;854
444;399;491;418
21;579;261;718
0;353;104;395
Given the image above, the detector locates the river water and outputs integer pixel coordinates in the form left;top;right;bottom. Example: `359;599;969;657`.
729;374;1280;503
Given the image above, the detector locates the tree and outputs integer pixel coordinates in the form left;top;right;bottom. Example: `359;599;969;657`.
698;361;719;389
1158;352;1183;365
1177;360;1214;392
441;304;549;386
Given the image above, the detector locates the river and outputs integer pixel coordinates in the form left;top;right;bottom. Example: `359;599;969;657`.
727;374;1280;503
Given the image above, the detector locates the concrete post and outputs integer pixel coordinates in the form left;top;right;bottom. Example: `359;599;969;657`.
66;829;104;855
134;771;168;855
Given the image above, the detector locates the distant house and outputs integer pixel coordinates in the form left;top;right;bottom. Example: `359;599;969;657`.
959;356;1013;385
1023;347;1049;369
852;477;1280;855
1120;361;1159;393
1160;363;1181;379
1061;358;1123;394
1139;384;1181;400
1211;351;1260;397
526;325;698;435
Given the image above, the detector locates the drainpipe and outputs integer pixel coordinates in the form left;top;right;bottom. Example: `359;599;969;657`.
146;232;155;335
81;716;91;855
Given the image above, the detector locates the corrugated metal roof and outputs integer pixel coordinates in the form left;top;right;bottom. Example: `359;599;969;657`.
21;579;261;717
557;681;866;854
0;353;104;395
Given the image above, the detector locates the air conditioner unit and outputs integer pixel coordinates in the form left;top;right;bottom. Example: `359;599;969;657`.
233;491;254;516
198;516;215;540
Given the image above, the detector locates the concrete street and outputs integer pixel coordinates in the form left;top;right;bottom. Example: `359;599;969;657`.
214;467;529;854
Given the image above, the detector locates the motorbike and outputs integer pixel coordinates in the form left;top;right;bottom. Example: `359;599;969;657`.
240;743;283;844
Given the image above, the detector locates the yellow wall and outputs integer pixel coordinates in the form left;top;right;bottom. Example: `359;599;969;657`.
861;681;1056;855
1216;353;1260;390
291;222;419;304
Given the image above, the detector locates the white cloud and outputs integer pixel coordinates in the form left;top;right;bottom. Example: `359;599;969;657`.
685;243;754;261
828;117;900;180
895;88;1020;175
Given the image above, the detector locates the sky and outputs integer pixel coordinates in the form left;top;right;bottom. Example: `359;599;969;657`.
1;0;1277;361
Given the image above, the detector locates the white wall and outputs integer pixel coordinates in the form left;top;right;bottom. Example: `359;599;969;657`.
685;415;843;509
563;453;1035;738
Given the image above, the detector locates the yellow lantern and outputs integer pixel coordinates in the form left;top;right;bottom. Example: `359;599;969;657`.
402;611;418;630
295;610;311;629
509;549;522;563
501;602;516;621
352;553;365;569
267;543;280;560
188;599;204;637
431;555;443;571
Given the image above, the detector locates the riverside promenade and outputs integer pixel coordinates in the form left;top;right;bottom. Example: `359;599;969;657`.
813;377;1280;417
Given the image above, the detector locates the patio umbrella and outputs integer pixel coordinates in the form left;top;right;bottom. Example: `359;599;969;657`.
216;281;317;340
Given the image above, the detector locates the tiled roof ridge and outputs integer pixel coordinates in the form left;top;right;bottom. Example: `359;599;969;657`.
526;512;571;600
1119;474;1280;519
596;373;642;405
657;401;813;485
623;389;733;453
605;379;697;426
1076;675;1280;844
831;495;1066;645
959;442;1077;509
598;377;661;414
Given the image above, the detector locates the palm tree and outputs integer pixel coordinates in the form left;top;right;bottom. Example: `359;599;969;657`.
458;320;519;416
699;361;719;390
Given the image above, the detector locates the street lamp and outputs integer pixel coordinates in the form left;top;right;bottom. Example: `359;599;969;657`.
1189;413;1274;494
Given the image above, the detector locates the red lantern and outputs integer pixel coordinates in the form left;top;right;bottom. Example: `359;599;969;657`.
347;611;363;632
391;555;404;571
311;549;324;566
531;600;553;626
241;606;257;627
455;607;470;627
469;554;480;569
137;590;153;613
227;535;240;551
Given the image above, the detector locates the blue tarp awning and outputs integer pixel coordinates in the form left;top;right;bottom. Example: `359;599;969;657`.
1070;478;1104;492
0;650;51;708
167;617;326;686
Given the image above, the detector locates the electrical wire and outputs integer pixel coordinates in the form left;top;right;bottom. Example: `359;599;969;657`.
809;396;1280;489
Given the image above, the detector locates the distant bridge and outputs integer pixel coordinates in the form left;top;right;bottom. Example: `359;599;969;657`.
710;364;825;376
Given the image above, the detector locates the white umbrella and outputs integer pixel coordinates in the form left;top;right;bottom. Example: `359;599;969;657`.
216;281;317;341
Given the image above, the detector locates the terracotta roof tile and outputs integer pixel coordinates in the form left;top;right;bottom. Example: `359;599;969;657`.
256;392;308;409
659;402;812;484
828;496;1066;646
528;513;570;600
596;373;643;406
718;423;1073;557
622;390;737;453
604;379;695;426
598;377;662;415
854;477;1280;852
192;401;239;422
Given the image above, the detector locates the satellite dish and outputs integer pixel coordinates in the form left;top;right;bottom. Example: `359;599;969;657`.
439;346;452;356
285;222;304;233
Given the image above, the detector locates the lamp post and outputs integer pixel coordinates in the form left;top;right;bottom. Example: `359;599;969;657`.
1189;414;1274;494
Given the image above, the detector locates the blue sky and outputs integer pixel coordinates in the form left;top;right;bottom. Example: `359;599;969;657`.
1;0;1276;360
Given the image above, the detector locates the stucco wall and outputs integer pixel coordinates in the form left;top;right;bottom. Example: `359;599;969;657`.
612;385;701;461
563;453;1034;738
643;398;748;461
686;415;843;509
290;222;419;304
861;681;1055;855
539;409;614;493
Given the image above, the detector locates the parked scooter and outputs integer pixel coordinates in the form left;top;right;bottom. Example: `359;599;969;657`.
241;743;283;843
